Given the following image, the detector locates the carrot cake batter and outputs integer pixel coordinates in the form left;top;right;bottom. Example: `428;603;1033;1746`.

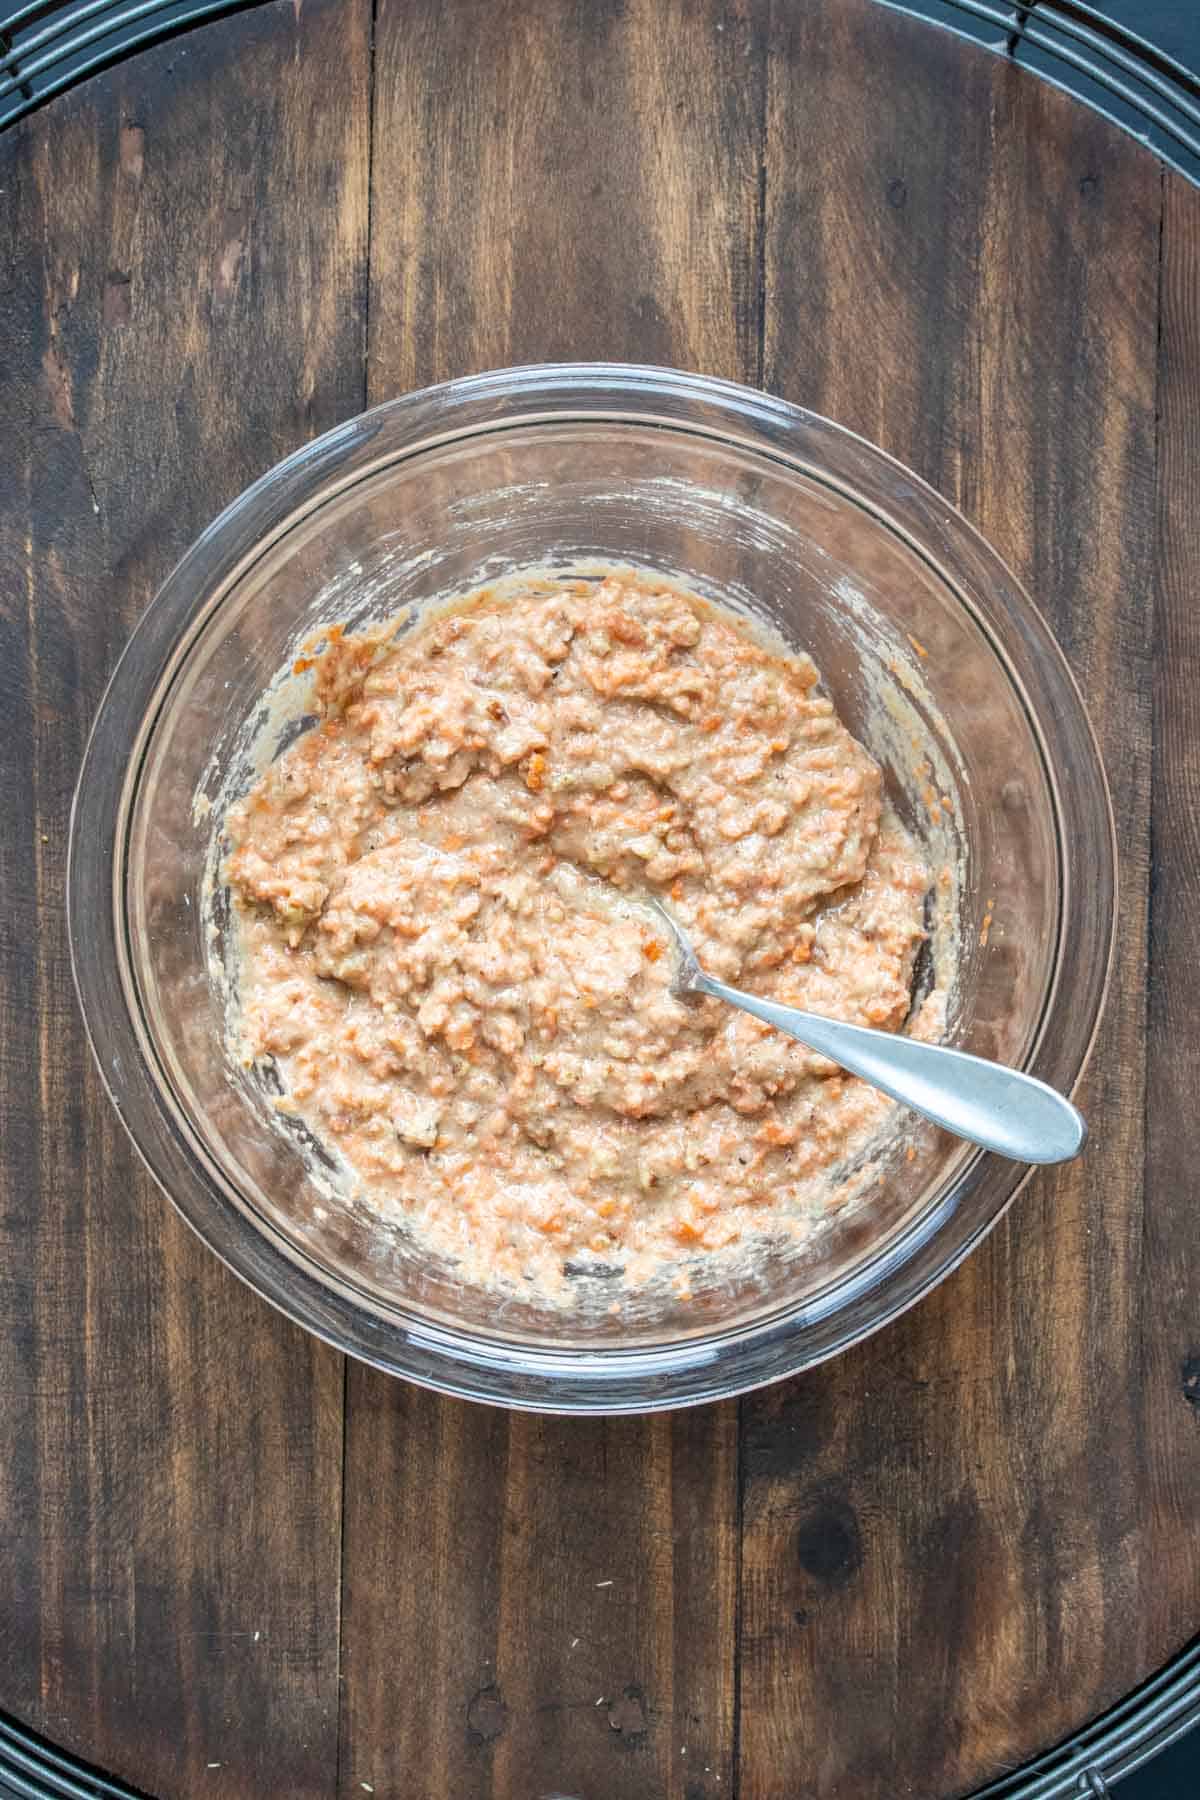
225;574;934;1296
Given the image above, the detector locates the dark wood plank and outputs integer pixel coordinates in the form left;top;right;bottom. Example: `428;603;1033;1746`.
0;4;370;1794
340;1389;740;1800
365;0;762;385
338;4;755;1795
740;5;1167;1797
1144;170;1200;1662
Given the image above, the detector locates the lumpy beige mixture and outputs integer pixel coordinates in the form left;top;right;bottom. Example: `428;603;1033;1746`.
226;575;936;1298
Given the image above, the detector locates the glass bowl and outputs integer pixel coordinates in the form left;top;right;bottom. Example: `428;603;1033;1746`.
68;364;1114;1412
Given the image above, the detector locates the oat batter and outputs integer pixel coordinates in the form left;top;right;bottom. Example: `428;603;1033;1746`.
225;574;934;1297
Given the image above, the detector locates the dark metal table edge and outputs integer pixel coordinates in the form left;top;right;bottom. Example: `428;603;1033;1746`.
2;0;1197;1795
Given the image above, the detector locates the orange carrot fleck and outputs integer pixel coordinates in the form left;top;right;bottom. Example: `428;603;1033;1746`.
524;752;547;792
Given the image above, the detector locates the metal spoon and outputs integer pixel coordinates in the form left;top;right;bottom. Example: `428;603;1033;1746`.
647;900;1086;1166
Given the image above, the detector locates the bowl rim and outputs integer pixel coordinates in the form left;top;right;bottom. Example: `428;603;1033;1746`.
68;361;1117;1412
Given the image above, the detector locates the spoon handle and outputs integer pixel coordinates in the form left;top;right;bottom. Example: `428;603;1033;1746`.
694;972;1086;1165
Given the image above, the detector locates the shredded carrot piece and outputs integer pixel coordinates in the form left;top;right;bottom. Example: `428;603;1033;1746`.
524;752;547;792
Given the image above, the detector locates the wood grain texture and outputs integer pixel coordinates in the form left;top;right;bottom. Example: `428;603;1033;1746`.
365;0;763;384
338;1389;739;1800
1;2;1199;1797
339;5;753;1796
740;4;1168;1796
0;3;369;1795
1143;169;1200;1663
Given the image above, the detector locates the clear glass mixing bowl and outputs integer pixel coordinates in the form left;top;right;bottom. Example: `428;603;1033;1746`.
68;365;1114;1412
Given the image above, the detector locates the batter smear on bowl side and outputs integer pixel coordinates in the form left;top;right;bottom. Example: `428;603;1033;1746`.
225;574;941;1299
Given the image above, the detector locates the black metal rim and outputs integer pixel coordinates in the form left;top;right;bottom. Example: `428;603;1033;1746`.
2;0;1197;1793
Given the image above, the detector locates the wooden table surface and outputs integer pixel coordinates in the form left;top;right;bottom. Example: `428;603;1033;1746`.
1;2;1198;1796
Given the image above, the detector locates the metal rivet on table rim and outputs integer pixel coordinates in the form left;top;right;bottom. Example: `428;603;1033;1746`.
1079;1771;1111;1797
